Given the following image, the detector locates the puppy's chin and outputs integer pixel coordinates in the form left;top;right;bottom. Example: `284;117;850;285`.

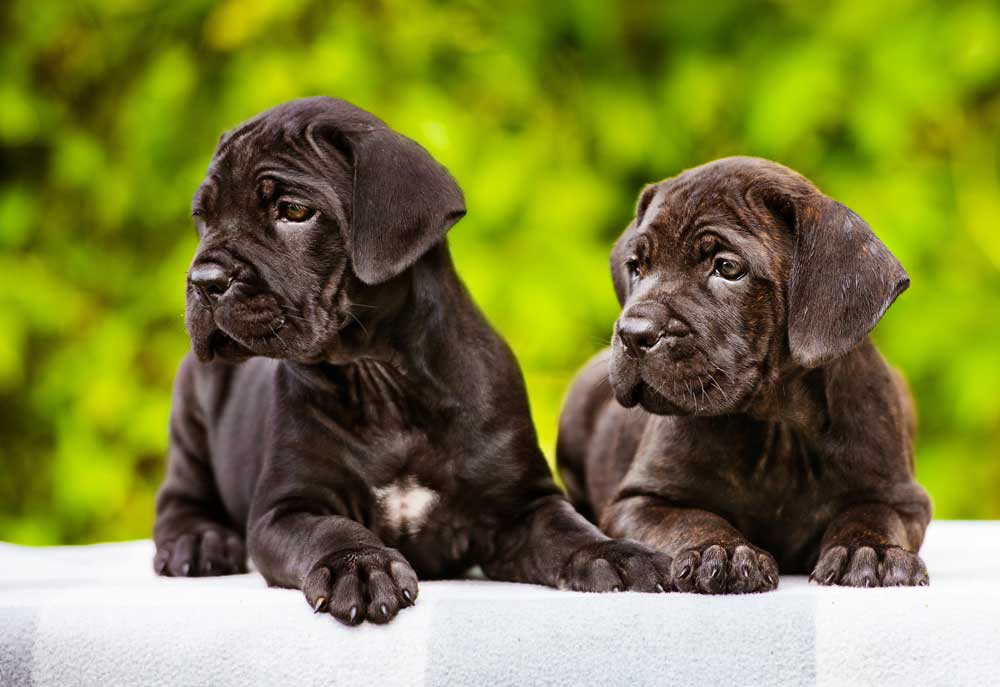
187;322;254;363
609;354;682;414
612;379;684;415
610;347;746;416
186;306;283;363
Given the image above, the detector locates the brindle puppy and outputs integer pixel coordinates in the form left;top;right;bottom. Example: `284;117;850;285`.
557;157;931;593
153;97;672;625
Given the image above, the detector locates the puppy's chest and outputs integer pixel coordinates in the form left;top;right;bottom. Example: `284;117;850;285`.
372;474;440;539
671;427;846;537
360;430;475;569
722;445;865;559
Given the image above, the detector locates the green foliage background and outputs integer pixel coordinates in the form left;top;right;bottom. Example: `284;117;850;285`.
2;0;999;544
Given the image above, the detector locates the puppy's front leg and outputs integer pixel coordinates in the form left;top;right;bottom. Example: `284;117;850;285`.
248;505;418;625
154;363;246;578
482;494;673;593
812;502;929;587
602;495;779;594
154;440;247;577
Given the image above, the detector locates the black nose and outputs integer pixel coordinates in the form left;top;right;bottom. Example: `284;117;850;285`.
189;263;231;304
618;317;662;357
618;316;690;357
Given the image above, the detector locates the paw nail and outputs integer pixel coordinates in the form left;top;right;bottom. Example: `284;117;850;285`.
402;589;413;604
181;562;191;576
349;606;358;623
205;562;213;574
710;567;720;579
655;583;665;593
742;565;750;578
678;566;691;580
765;574;775;585
313;597;326;613
611;586;620;593
824;571;835;584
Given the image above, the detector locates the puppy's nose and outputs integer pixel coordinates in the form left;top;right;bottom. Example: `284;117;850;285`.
618;317;662;358
189;263;231;304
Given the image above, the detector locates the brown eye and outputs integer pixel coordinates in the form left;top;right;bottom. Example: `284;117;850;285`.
278;202;315;222
713;257;746;280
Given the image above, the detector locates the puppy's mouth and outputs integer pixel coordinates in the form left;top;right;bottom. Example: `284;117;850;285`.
201;330;253;362
613;377;709;415
609;340;747;416
186;286;294;362
190;313;291;362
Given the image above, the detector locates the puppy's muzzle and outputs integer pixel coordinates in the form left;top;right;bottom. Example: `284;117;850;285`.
616;302;691;359
189;262;232;306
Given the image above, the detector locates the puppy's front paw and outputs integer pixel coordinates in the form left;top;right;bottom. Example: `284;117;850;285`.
558;540;672;593
672;543;778;594
304;547;419;626
154;528;247;577
811;545;928;587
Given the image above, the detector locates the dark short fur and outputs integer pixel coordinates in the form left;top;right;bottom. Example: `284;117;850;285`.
153;97;671;624
558;157;931;593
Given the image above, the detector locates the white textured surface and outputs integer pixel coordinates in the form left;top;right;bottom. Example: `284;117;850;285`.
1;521;998;686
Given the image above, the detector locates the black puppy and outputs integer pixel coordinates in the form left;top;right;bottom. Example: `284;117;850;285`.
153;97;672;624
558;157;931;593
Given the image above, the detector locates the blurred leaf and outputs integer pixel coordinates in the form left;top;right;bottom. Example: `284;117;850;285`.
1;0;998;543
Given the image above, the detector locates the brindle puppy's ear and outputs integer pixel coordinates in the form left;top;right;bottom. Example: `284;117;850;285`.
760;179;909;368
610;222;636;307
335;124;466;285
611;184;658;306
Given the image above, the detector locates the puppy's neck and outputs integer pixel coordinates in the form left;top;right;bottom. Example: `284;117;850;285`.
303;244;461;390
745;362;830;435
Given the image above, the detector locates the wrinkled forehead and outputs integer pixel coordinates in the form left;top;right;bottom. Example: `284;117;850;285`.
192;113;348;215
638;164;794;269
640;168;750;240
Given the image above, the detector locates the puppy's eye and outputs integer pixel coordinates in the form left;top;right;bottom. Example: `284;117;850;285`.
713;257;746;281
278;202;315;222
625;257;641;282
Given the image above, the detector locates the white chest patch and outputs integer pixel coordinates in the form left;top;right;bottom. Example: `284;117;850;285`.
373;477;439;537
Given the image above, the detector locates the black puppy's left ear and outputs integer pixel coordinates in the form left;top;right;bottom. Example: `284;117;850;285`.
610;184;658;306
341;127;466;285
762;183;909;368
610;221;636;307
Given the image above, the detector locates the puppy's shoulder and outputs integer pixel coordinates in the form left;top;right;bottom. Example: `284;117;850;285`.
826;339;917;447
829;340;908;402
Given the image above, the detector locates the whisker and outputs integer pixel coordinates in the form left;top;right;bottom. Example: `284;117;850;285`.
348;311;369;337
707;373;729;402
269;324;288;349
684;379;697;412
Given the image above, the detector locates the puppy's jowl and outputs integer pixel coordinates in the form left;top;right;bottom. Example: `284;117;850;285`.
558;157;931;593
153;97;672;624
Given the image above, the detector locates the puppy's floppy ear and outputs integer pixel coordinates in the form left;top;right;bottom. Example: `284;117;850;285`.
759;178;909;368
610;222;636;307
610;184;657;306
337;124;466;285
